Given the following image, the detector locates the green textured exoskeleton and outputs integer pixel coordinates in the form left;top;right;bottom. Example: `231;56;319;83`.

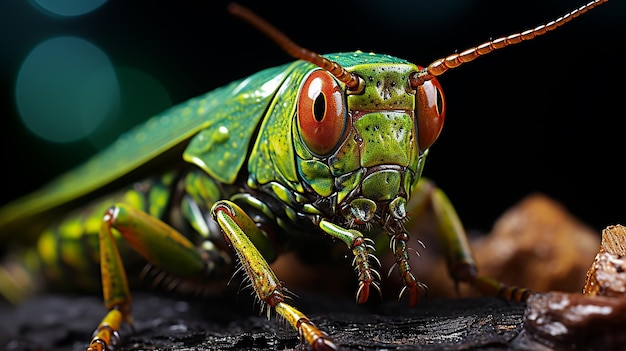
0;2;608;351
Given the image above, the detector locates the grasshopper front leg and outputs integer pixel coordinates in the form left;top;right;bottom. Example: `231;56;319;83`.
318;220;382;304
408;178;531;302
88;203;207;351
211;200;337;351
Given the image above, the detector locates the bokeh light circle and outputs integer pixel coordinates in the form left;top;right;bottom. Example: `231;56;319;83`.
15;36;120;143
30;0;108;17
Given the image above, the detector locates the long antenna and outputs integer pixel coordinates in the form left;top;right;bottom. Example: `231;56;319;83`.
228;3;364;94
414;0;608;84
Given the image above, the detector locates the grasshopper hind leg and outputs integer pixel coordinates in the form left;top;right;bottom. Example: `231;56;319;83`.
406;178;532;302
88;203;215;351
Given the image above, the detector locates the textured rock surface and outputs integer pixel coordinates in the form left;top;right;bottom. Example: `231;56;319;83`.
0;292;536;351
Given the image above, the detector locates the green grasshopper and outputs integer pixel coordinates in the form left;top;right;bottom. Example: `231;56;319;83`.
0;1;608;350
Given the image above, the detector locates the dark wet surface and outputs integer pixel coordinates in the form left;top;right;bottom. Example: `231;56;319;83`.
0;291;545;351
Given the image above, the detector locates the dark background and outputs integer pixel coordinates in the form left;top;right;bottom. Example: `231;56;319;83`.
0;0;624;235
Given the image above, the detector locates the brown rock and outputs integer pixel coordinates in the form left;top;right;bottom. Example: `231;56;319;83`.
524;225;626;351
471;193;600;293
583;224;626;297
524;291;626;351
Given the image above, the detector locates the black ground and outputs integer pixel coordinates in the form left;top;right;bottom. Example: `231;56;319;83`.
0;291;551;351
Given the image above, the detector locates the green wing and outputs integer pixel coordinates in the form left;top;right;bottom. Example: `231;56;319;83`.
0;61;298;240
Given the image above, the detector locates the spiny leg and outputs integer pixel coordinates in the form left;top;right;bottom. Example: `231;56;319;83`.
318;219;381;304
387;230;426;306
412;178;531;302
212;201;337;351
88;203;207;351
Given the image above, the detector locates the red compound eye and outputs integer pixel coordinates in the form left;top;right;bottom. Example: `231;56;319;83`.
414;76;445;151
297;70;347;156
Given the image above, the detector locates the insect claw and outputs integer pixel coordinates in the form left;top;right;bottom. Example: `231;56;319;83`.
355;281;370;304
111;330;121;347
400;284;420;306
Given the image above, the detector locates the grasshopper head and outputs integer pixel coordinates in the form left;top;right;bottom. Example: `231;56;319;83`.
294;54;445;228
